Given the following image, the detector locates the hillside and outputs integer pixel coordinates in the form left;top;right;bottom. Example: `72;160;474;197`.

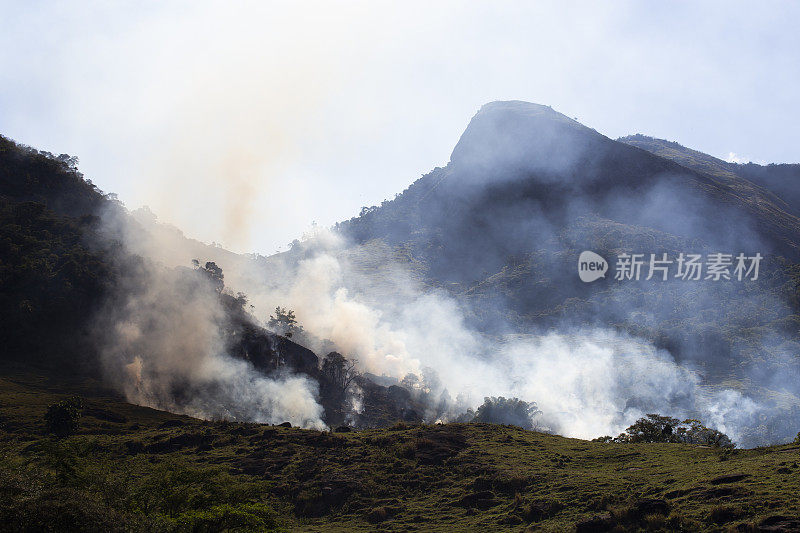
619;134;800;219
0;134;434;431
2;368;800;532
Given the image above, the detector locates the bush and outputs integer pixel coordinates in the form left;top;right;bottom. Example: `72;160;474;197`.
0;486;133;533
709;504;744;524
471;397;541;430
174;502;282;532
44;396;84;438
520;499;563;522
607;414;733;447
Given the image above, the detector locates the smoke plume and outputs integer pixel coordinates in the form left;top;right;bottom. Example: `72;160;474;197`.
230;229;767;444
96;206;327;429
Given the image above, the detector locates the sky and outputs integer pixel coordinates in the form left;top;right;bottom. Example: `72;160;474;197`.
1;1;799;254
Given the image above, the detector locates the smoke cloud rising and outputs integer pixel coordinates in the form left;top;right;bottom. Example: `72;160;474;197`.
96;206;327;429
238;230;765;443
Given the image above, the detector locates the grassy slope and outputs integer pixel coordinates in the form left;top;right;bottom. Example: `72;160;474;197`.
2;366;799;532
617;134;800;220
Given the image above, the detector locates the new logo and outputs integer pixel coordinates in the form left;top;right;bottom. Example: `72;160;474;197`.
578;251;608;282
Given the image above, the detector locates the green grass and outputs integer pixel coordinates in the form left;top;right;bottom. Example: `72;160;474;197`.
1;368;799;532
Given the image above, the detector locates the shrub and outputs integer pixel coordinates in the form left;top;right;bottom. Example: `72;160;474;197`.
471;397;541;430
174;502;282;532
607;414;733;447
44;397;84;438
709;504;744;524
366;506;389;523
394;442;416;460
520;499;563;522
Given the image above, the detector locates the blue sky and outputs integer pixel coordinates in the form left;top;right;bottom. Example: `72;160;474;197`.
1;1;798;253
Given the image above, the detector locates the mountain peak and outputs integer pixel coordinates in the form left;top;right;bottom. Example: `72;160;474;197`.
475;100;563;116
448;101;607;178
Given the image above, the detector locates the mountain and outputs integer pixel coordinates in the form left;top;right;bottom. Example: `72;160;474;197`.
336;102;800;329
328;101;800;444
0;135;299;378
0;135;113;372
340;101;800;271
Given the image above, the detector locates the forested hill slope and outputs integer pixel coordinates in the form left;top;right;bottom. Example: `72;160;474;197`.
0;134;433;431
0;135;306;379
0;135;105;218
0;135;115;372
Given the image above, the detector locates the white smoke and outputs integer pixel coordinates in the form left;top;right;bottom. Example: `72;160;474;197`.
92;201;767;442
96;206;327;429
726;152;766;165
493;332;761;442
240;229;763;442
91;198;769;443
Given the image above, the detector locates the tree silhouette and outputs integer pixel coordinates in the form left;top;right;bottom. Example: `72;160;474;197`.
267;307;303;338
193;259;224;292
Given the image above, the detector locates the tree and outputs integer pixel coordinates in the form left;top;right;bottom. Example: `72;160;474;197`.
193;259;224;292
676;419;733;447
267;307;303;339
611;414;733;447
321;352;358;396
400;373;420;390
319;352;359;426
471;396;541;430
44;396;84;437
235;292;249;310
401;368;441;396
619;414;680;443
56;153;79;170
